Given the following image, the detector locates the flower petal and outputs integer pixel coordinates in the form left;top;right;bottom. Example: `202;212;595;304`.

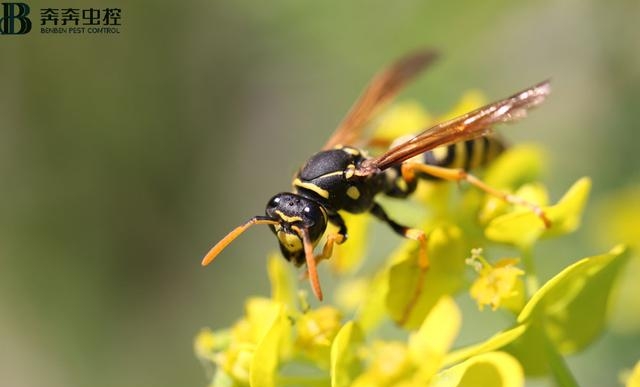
433;351;524;387
410;297;461;380
386;226;467;329
331;321;364;387
250;305;288;387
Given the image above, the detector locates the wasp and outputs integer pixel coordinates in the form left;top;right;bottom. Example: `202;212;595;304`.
201;49;551;301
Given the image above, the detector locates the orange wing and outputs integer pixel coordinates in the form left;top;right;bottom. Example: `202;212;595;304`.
357;80;551;175
322;49;438;150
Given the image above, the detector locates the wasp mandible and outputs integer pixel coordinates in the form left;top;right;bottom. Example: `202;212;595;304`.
201;49;551;301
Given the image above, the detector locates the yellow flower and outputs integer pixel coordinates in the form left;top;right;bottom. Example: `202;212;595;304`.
351;341;413;387
342;297;525;387
196;86;619;387
295;306;343;366
468;250;525;311
372;100;433;145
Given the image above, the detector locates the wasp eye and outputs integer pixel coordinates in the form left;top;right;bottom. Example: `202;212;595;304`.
303;206;310;213
268;197;280;208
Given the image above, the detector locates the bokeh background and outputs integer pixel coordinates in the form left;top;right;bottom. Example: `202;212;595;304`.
1;0;639;386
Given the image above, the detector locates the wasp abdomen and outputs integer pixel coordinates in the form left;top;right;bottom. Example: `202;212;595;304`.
383;135;506;198
422;135;505;173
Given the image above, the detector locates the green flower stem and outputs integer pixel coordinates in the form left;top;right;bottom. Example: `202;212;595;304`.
542;332;579;387
521;246;540;298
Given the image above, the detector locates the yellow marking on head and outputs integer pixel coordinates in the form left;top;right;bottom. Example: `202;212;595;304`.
274;210;303;223
277;230;302;251
293;178;330;199
346;186;361;200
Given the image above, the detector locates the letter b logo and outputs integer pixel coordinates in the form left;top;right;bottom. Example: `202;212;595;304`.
0;3;32;35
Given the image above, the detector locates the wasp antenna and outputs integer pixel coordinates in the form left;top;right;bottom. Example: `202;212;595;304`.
201;216;279;266
294;226;323;301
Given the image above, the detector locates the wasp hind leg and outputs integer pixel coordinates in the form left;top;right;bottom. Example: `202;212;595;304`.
401;162;551;227
370;202;430;325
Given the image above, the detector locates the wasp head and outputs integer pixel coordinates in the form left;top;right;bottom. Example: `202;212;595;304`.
265;192;328;267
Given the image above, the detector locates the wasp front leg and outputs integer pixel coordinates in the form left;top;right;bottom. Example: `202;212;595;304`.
316;212;348;263
401;162;551;227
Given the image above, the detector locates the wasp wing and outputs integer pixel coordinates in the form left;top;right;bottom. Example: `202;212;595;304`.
322;49;438;150
358;80;551;174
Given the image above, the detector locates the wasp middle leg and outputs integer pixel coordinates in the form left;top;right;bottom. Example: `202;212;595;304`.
369;202;430;325
315;212;348;264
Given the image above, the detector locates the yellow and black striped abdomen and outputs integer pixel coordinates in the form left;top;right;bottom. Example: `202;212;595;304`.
421;135;506;177
382;135;506;198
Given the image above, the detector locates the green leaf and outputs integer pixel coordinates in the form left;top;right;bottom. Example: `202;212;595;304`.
386;225;467;329
506;246;630;377
517;245;629;353
508;246;628;376
504;324;551;377
433;352;524;387
444;324;527;367
330;321;364;387
250;305;288;387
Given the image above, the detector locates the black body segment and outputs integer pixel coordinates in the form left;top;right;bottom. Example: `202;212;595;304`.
294;146;386;214
280;135;506;265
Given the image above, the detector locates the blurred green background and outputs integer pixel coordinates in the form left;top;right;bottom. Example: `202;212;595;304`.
1;0;638;386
